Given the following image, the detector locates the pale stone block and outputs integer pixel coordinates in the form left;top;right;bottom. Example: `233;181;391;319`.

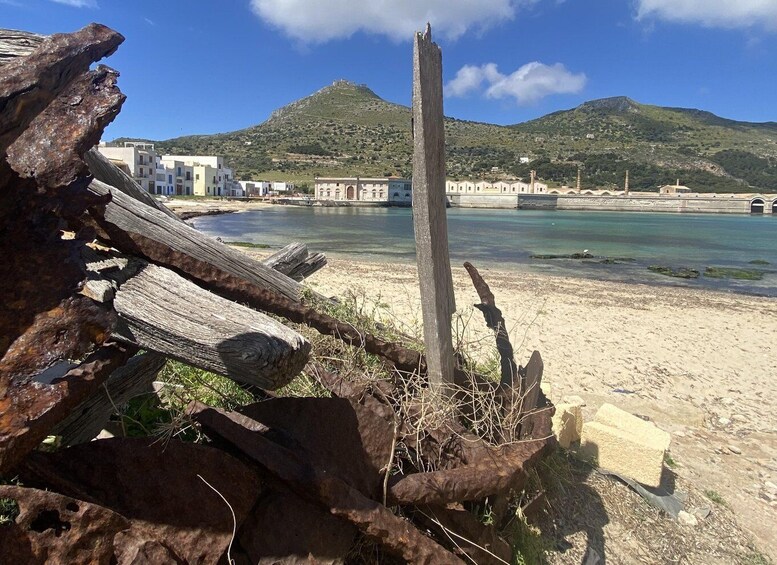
579;413;670;487
552;402;583;448
594;403;671;452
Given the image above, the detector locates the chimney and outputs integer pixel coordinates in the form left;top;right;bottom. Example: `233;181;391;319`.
576;166;582;192
676;178;680;186
624;169;630;194
530;169;536;193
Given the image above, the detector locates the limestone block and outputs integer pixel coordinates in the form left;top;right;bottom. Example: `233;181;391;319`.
552;402;583;449
579;403;671;487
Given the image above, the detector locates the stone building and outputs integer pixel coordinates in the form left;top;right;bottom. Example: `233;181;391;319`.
314;176;412;203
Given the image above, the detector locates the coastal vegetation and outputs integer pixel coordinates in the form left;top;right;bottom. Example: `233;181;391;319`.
703;267;765;280
123;82;777;192
648;265;701;279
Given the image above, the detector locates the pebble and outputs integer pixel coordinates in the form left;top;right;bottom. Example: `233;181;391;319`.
674;431;686;437
722;397;735;406
718;418;731;426
692;506;711;520
678;511;698;526
727;445;742;455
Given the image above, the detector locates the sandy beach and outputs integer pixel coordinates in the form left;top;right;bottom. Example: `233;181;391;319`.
304;256;777;558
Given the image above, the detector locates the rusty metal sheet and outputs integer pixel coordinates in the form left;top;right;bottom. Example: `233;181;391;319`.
0;484;176;565
233;489;356;564
239;397;394;500
388;438;553;506
191;402;464;565
0;23;123;152
0;343;131;474
7;64;125;189
17;437;263;563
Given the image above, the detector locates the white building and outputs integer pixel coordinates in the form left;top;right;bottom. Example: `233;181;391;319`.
314;176;411;203
159;157;194;196
239;180;271;197
446;172;548;195
164;155;226;196
97;142;159;193
272;181;294;193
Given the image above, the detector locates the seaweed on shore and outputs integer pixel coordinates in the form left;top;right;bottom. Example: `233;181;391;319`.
704;267;764;281
224;241;271;249
648;265;700;279
531;253;595;260
749;259;770;265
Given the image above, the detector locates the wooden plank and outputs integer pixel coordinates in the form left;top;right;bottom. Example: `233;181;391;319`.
261;242;327;281
411;24;456;389
84;148;180;221
87;179;302;302
0;29;45;65
112;263;310;390
52;352;166;446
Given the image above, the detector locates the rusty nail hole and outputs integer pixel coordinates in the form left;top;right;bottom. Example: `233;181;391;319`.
30;510;71;537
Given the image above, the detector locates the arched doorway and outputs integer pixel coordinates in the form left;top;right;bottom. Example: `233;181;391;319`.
751;198;765;213
346;185;355;200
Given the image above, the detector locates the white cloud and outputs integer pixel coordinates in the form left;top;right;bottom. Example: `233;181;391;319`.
446;61;586;104
636;0;777;30
49;0;98;7
249;0;535;43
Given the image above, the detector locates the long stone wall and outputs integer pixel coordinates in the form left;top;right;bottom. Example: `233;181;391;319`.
508;194;774;214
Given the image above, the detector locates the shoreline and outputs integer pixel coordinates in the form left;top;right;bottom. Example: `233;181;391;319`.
299;256;777;557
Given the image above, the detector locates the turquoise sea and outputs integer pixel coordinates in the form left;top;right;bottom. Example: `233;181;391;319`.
191;207;777;297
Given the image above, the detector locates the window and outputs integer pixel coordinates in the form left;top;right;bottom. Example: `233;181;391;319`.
196;174;200;180
213;176;217;183
177;167;182;176
168;174;172;183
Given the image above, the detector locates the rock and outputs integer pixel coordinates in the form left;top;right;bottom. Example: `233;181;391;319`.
692;506;711;520
579;403;671;487
721;397;734;406
562;395;586;407
718;418;731;426
552;403;583;449
727;445;742;455
678;511;698;526
731;414;747;423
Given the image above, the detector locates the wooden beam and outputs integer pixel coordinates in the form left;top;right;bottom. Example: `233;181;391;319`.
411;24;456;389
0;29;45;65
52;352;166;446
261;242;327;281
112;263;310;390
86;179;302;302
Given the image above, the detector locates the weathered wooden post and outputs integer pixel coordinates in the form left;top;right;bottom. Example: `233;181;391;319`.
412;24;456;389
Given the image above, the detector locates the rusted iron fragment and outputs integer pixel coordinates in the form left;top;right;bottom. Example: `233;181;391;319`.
0;23;123;151
190;403;463;565
17;437;262;563
7;64;125;189
0;342;131;473
1;294;116;380
239;396;394;500
388;438;552;506
413;504;513;565
0;485;175;565
233;489;356;565
464;261;518;388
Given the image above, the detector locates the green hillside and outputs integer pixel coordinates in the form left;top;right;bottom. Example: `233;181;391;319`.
140;81;777;192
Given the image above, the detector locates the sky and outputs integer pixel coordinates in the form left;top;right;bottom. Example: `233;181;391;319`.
3;0;777;141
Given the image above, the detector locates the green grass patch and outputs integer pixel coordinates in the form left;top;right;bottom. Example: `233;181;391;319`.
704;267;764;280
225;241;271;249
648;265;700;279
664;452;677;469
704;489;727;506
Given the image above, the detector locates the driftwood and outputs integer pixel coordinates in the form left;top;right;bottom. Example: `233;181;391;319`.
86;179;303;302
52;352;166;446
411;24;456;389
112;263;310;390
84;148;179;220
261;242;327;281
0;29;45;65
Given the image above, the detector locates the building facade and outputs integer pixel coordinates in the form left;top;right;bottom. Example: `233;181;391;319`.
446;172;548;195
96;142;159;193
315;176;412;203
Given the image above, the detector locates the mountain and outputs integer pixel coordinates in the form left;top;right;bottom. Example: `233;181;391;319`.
146;81;777;192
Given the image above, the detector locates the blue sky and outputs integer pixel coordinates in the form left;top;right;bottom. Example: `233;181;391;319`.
3;0;776;140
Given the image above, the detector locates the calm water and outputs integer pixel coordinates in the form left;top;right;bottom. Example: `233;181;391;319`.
192;207;777;296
